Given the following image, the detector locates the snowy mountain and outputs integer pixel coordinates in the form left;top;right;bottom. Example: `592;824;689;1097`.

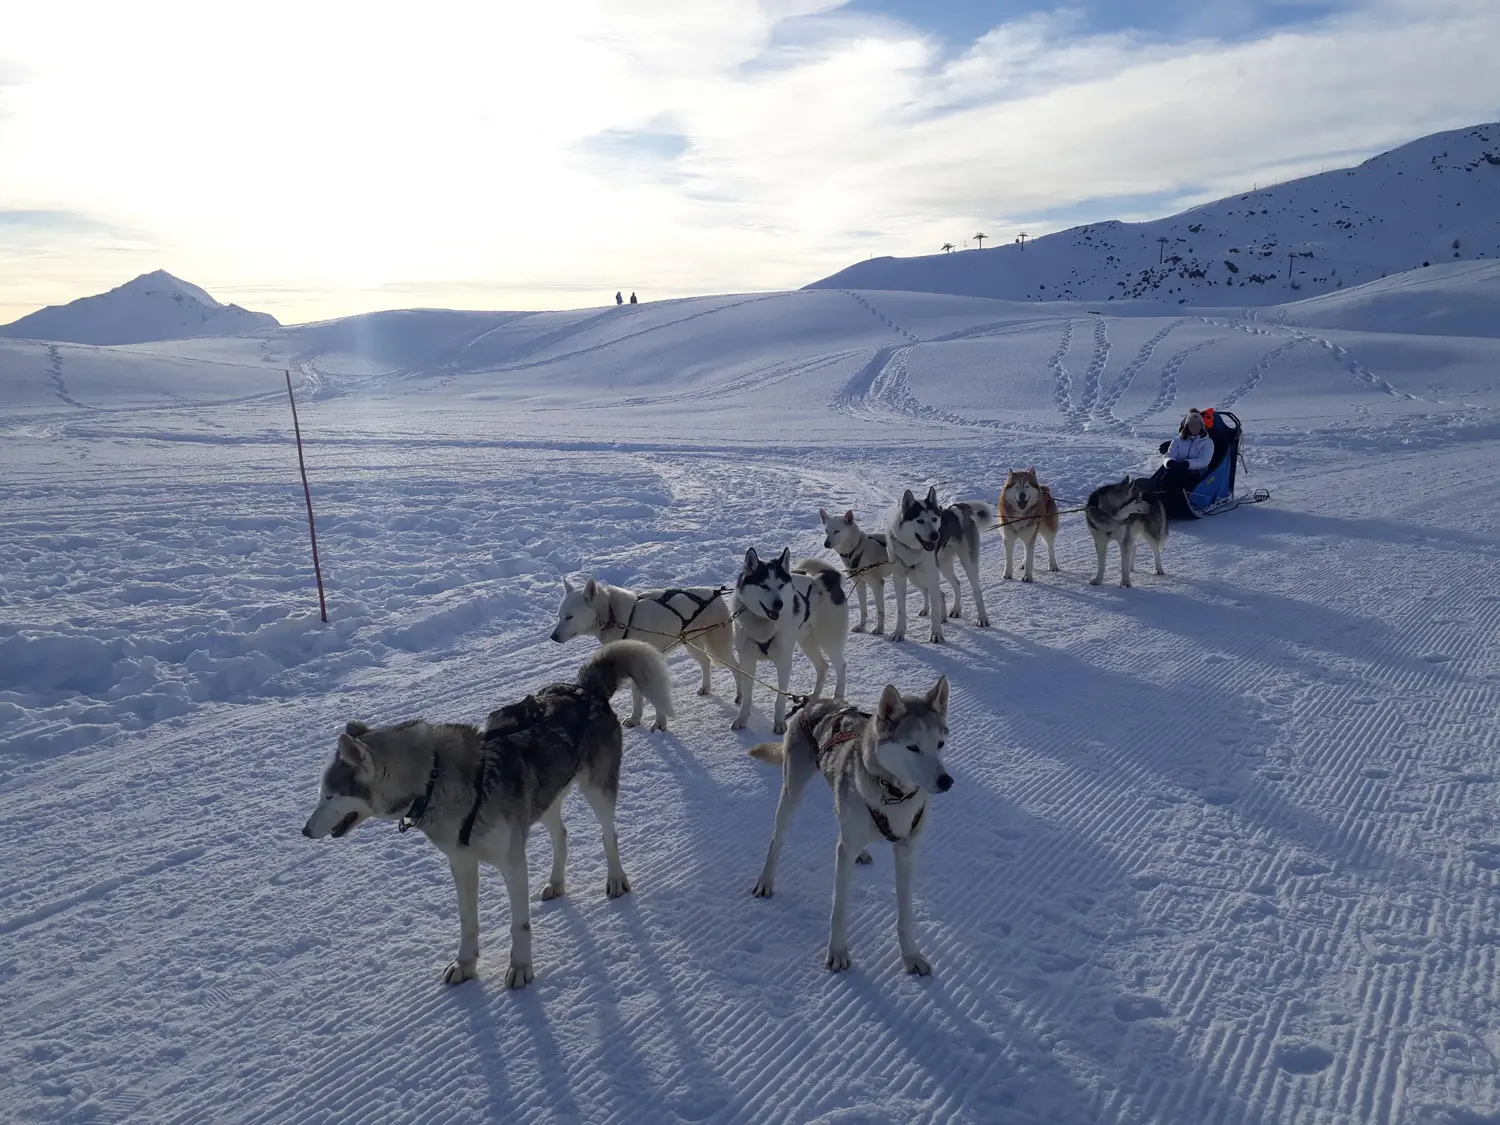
5;272;1500;1124
808;122;1500;307
0;269;278;345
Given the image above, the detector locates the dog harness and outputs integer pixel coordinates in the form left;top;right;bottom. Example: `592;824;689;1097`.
603;586;728;642
809;707;924;844
835;532;887;578
398;753;442;834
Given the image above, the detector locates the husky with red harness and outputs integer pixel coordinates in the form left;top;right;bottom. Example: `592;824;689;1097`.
748;675;952;975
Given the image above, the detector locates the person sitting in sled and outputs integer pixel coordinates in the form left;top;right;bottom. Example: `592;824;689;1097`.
1149;407;1214;494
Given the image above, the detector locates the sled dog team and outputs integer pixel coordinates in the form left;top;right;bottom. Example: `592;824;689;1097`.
302;470;1171;987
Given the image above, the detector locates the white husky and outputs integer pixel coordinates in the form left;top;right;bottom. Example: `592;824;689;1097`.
731;548;850;734
550;577;735;730
885;486;996;643
820;507;891;634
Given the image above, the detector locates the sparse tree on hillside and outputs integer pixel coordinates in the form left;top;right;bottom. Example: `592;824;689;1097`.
974;232;987;249
941;242;955;254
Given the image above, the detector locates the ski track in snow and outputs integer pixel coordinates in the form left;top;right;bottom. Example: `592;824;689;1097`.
4;286;1500;1125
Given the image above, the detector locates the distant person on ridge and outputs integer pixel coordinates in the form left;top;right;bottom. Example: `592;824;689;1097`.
615;291;623;305
629;292;638;304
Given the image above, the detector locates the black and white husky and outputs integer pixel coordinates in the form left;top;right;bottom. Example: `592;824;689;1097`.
885;486;995;643
749;676;952;974
302;640;672;989
731;548;850;734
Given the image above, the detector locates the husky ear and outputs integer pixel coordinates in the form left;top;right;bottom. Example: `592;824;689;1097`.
345;720;369;737
777;547;791;569
901;488;915;506
925;485;939;504
744;547;760;569
583;577;598;599
1028;466;1036;476
926;675;950;718
337;732;371;772
843;509;855;524
877;684;905;726
562;576;574;594
819;507;829;522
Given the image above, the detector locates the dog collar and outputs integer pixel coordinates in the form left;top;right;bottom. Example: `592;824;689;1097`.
878;777;916;805
398;754;441;833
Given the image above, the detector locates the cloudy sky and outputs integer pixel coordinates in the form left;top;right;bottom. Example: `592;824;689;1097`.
1;0;1496;325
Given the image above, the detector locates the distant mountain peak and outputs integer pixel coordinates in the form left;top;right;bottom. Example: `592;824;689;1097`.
0;272;278;345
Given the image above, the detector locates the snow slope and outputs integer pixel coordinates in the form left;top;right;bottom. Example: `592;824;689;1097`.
808;122;1500;307
0;270;278;346
4;280;1500;1125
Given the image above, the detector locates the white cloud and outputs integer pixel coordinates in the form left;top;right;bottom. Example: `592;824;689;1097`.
1;0;1496;323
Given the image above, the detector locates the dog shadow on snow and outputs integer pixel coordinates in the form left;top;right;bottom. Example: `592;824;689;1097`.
1209;503;1500;554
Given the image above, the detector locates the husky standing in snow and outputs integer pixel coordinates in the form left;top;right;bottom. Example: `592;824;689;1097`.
749;676;953;975
885;486;995;643
999;467;1061;582
550;576;734;731
302;640;672;990
820;507;891;634
1085;476;1168;588
730;548;850;734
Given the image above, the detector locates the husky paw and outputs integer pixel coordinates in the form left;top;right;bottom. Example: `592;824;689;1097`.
927;633;944;645
540;881;566;902
731;717;748;731
871;625;884;636
752;878;774;898
825;946;852;972
650;717;669;732
1003;571;1014;580
855;850;873;866
975;616;990;628
890;629;905;643
622;716;643;729
773;719;788;735
605;873;632;899
1048;562;1060;573
1120;579;1132;589
917;607;930;618
1155;566;1165;576
903;952;933;976
503;961;535;989
947;606;961;619
442;958;479;986
697;686;712;696
1021;573;1033;583
1088;577;1102;586
851;623;866;634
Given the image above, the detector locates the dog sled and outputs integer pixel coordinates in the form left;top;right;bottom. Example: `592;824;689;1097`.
1156;408;1268;520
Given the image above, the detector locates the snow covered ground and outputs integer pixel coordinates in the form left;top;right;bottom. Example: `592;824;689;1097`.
3;275;1500;1124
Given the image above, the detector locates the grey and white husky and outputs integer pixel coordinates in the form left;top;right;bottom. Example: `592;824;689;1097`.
731;548;850;734
821;507;891;634
1085;476;1168;588
301;640;673;989
749;676;952;975
885;486;996;643
550;576;734;730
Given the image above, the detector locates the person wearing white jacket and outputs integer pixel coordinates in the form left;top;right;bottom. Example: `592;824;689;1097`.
1150;408;1215;494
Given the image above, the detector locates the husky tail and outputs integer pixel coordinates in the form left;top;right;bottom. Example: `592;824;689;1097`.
795;557;847;606
578;639;675;724
955;500;997;530
748;740;785;765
